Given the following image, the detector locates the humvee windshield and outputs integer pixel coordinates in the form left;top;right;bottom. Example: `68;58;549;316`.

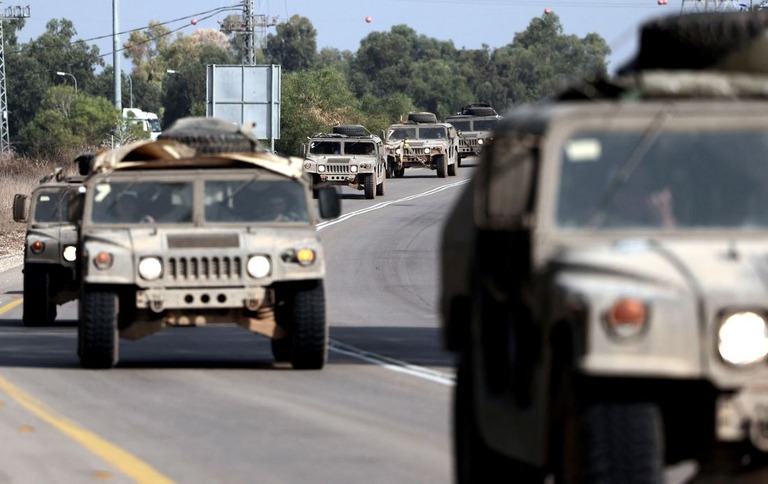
419;127;448;140
204;179;309;223
473;119;498;131
556;128;768;230
91;181;193;224
449;120;472;131
345;141;376;155
32;188;77;223
389;127;417;141
309;141;341;155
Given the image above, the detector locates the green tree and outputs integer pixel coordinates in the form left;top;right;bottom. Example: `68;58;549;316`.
20;86;119;158
160;30;238;127
265;15;317;72
277;67;358;155
5;18;103;144
492;13;611;106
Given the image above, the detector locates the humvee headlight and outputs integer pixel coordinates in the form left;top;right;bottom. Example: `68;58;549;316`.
317;165;326;173
138;257;163;280
605;297;648;339
718;312;768;366
247;255;271;278
395;148;402;155
478;139;484;145
30;240;45;254
93;251;113;270
424;148;431;154
62;245;77;262
350;165;358;173
296;248;316;266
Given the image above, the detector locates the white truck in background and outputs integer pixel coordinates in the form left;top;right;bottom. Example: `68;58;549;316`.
122;108;162;140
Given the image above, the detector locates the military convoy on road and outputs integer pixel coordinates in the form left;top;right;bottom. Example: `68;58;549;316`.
303;124;386;199
441;10;768;483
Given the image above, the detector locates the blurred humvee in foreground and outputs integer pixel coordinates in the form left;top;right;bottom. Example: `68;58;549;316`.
442;11;768;483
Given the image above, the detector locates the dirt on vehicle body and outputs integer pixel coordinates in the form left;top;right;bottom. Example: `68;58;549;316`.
13;170;84;326
303;124;386;199
442;11;768;483
384;112;460;178
75;118;341;370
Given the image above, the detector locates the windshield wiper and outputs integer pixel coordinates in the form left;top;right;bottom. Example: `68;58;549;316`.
585;110;671;229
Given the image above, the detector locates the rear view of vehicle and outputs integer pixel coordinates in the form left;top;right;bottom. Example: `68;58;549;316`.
303;124;386;199
76;118;341;370
13;172;84;326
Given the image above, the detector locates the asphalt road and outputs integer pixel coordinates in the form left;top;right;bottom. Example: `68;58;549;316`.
0;162;475;483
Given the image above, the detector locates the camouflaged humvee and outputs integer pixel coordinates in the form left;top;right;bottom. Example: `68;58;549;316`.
13;169;84;326
303;124;386;199
75;117;341;370
446;104;501;162
442;11;768;483
384;112;460;178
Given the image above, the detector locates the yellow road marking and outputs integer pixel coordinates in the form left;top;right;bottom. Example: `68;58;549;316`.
0;298;24;315
0;374;173;483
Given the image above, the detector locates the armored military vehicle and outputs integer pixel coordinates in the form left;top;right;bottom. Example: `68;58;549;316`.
446;103;502;162
384;112;460;178
303;124;386;199
75;117;340;370
13;169;84;326
442;11;768;483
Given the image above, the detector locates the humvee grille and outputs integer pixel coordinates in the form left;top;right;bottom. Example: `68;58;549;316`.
461;139;480;148
166;256;243;282
327;164;351;174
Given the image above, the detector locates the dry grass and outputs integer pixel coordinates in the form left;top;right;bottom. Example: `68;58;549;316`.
0;153;81;257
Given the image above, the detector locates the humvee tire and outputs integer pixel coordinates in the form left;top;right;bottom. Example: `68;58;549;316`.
22;266;57;327
376;175;385;196
271;337;292;362
364;173;376;199
436;154;447;178
465;106;496;117
332;124;367;136
448;156;458;176
79;287;119;369
408;112;438;124
395;167;405;178
286;281;327;370
560;399;664;483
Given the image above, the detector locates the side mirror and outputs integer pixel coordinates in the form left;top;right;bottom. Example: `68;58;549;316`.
12;193;28;223
317;186;341;220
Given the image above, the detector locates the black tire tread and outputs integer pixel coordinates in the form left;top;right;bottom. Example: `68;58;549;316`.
23;266;56;327
364;173;376;199
407;112;438;124
79;287;118;369
332;124;367;136
289;281;327;370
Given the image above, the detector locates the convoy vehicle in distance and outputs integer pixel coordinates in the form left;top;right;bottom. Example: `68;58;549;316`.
122;107;162;140
446;103;502;162
384;112;460;178
303;124;386;199
75;117;341;370
13;168;84;326
441;11;768;483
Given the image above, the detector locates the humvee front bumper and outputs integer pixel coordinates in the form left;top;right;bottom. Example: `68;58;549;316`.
717;386;768;452
136;286;268;313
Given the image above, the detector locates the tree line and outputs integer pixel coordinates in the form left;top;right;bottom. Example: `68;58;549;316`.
2;12;610;160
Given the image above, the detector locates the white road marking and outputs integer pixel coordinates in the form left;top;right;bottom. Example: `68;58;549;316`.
317;179;469;231
321;180;467;384
330;339;455;386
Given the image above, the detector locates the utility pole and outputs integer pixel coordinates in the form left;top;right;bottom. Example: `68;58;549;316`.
0;2;30;154
221;1;279;65
113;0;121;110
244;0;253;65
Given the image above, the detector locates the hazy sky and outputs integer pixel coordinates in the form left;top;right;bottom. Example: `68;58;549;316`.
12;1;739;74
